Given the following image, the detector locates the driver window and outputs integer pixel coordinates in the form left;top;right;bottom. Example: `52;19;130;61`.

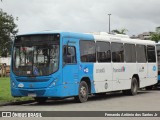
63;46;76;64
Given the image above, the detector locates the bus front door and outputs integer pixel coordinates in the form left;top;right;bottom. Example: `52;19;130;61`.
62;38;79;96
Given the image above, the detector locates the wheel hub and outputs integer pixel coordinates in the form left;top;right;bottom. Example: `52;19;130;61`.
80;86;87;98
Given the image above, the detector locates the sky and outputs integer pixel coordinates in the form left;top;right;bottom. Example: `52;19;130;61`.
0;0;160;36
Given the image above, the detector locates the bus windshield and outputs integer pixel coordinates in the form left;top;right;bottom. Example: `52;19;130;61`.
12;34;60;76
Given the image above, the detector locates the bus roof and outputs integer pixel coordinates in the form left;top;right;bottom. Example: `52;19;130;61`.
17;31;155;45
92;32;155;45
17;31;94;40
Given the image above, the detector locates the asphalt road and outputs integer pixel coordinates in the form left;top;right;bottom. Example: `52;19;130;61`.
0;88;160;120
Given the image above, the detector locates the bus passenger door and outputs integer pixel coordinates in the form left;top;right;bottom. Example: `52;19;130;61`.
62;38;79;96
147;45;157;86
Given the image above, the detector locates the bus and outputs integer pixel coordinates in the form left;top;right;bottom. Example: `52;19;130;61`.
156;43;160;86
10;31;157;103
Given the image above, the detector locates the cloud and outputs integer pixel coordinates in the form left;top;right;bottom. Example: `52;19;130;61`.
0;0;160;36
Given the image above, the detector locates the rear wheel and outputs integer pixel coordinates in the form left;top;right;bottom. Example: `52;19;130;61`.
34;97;48;104
123;77;138;95
75;81;89;103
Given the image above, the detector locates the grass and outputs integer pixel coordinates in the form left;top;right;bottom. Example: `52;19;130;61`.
0;77;33;103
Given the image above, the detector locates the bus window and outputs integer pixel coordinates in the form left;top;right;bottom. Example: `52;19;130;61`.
124;44;136;63
80;41;96;62
96;41;111;62
111;42;124;62
147;45;156;62
136;45;147;63
63;46;76;64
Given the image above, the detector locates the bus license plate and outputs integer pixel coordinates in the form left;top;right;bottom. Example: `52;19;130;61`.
28;93;36;97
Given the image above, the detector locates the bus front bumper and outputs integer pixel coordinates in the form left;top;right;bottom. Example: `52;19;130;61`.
11;84;77;98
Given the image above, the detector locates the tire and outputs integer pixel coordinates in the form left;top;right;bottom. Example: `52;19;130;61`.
75;81;89;103
123;77;138;95
34;97;48;104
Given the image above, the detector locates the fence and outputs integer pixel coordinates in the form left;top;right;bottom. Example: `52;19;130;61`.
0;57;11;65
0;57;11;77
0;63;10;77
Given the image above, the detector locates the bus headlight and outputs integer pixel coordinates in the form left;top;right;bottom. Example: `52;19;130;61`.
18;83;24;88
12;81;16;88
49;79;58;87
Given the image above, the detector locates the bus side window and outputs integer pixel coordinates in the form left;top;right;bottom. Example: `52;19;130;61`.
111;42;124;62
80;40;96;63
96;41;111;62
136;45;147;63
147;45;156;63
63;46;77;64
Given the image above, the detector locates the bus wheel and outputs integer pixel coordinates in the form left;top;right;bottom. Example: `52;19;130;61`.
123;77;138;95
75;81;89;103
34;97;48;104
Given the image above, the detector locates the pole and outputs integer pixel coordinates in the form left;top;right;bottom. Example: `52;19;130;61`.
108;14;111;34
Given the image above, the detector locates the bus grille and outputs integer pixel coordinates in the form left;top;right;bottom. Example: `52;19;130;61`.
20;90;45;96
16;78;50;82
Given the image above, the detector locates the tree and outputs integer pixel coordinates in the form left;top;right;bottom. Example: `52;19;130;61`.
151;27;160;43
111;28;128;35
151;33;160;43
0;9;18;57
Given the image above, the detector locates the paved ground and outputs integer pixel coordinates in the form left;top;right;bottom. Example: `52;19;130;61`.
0;88;160;120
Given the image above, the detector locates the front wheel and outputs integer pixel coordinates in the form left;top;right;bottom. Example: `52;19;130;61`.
74;81;89;103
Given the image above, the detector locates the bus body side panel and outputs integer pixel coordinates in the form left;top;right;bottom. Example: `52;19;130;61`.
93;63;113;93
137;63;148;88
147;63;157;86
78;63;96;93
112;63;137;91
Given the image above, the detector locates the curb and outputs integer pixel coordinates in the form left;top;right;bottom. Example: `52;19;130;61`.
0;100;35;106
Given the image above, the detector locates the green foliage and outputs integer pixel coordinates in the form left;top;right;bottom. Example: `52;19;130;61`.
111;28;128;35
151;27;160;43
151;33;160;43
0;9;18;57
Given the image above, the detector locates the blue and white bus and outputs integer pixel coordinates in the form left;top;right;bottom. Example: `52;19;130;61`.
10;31;157;103
156;43;160;86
